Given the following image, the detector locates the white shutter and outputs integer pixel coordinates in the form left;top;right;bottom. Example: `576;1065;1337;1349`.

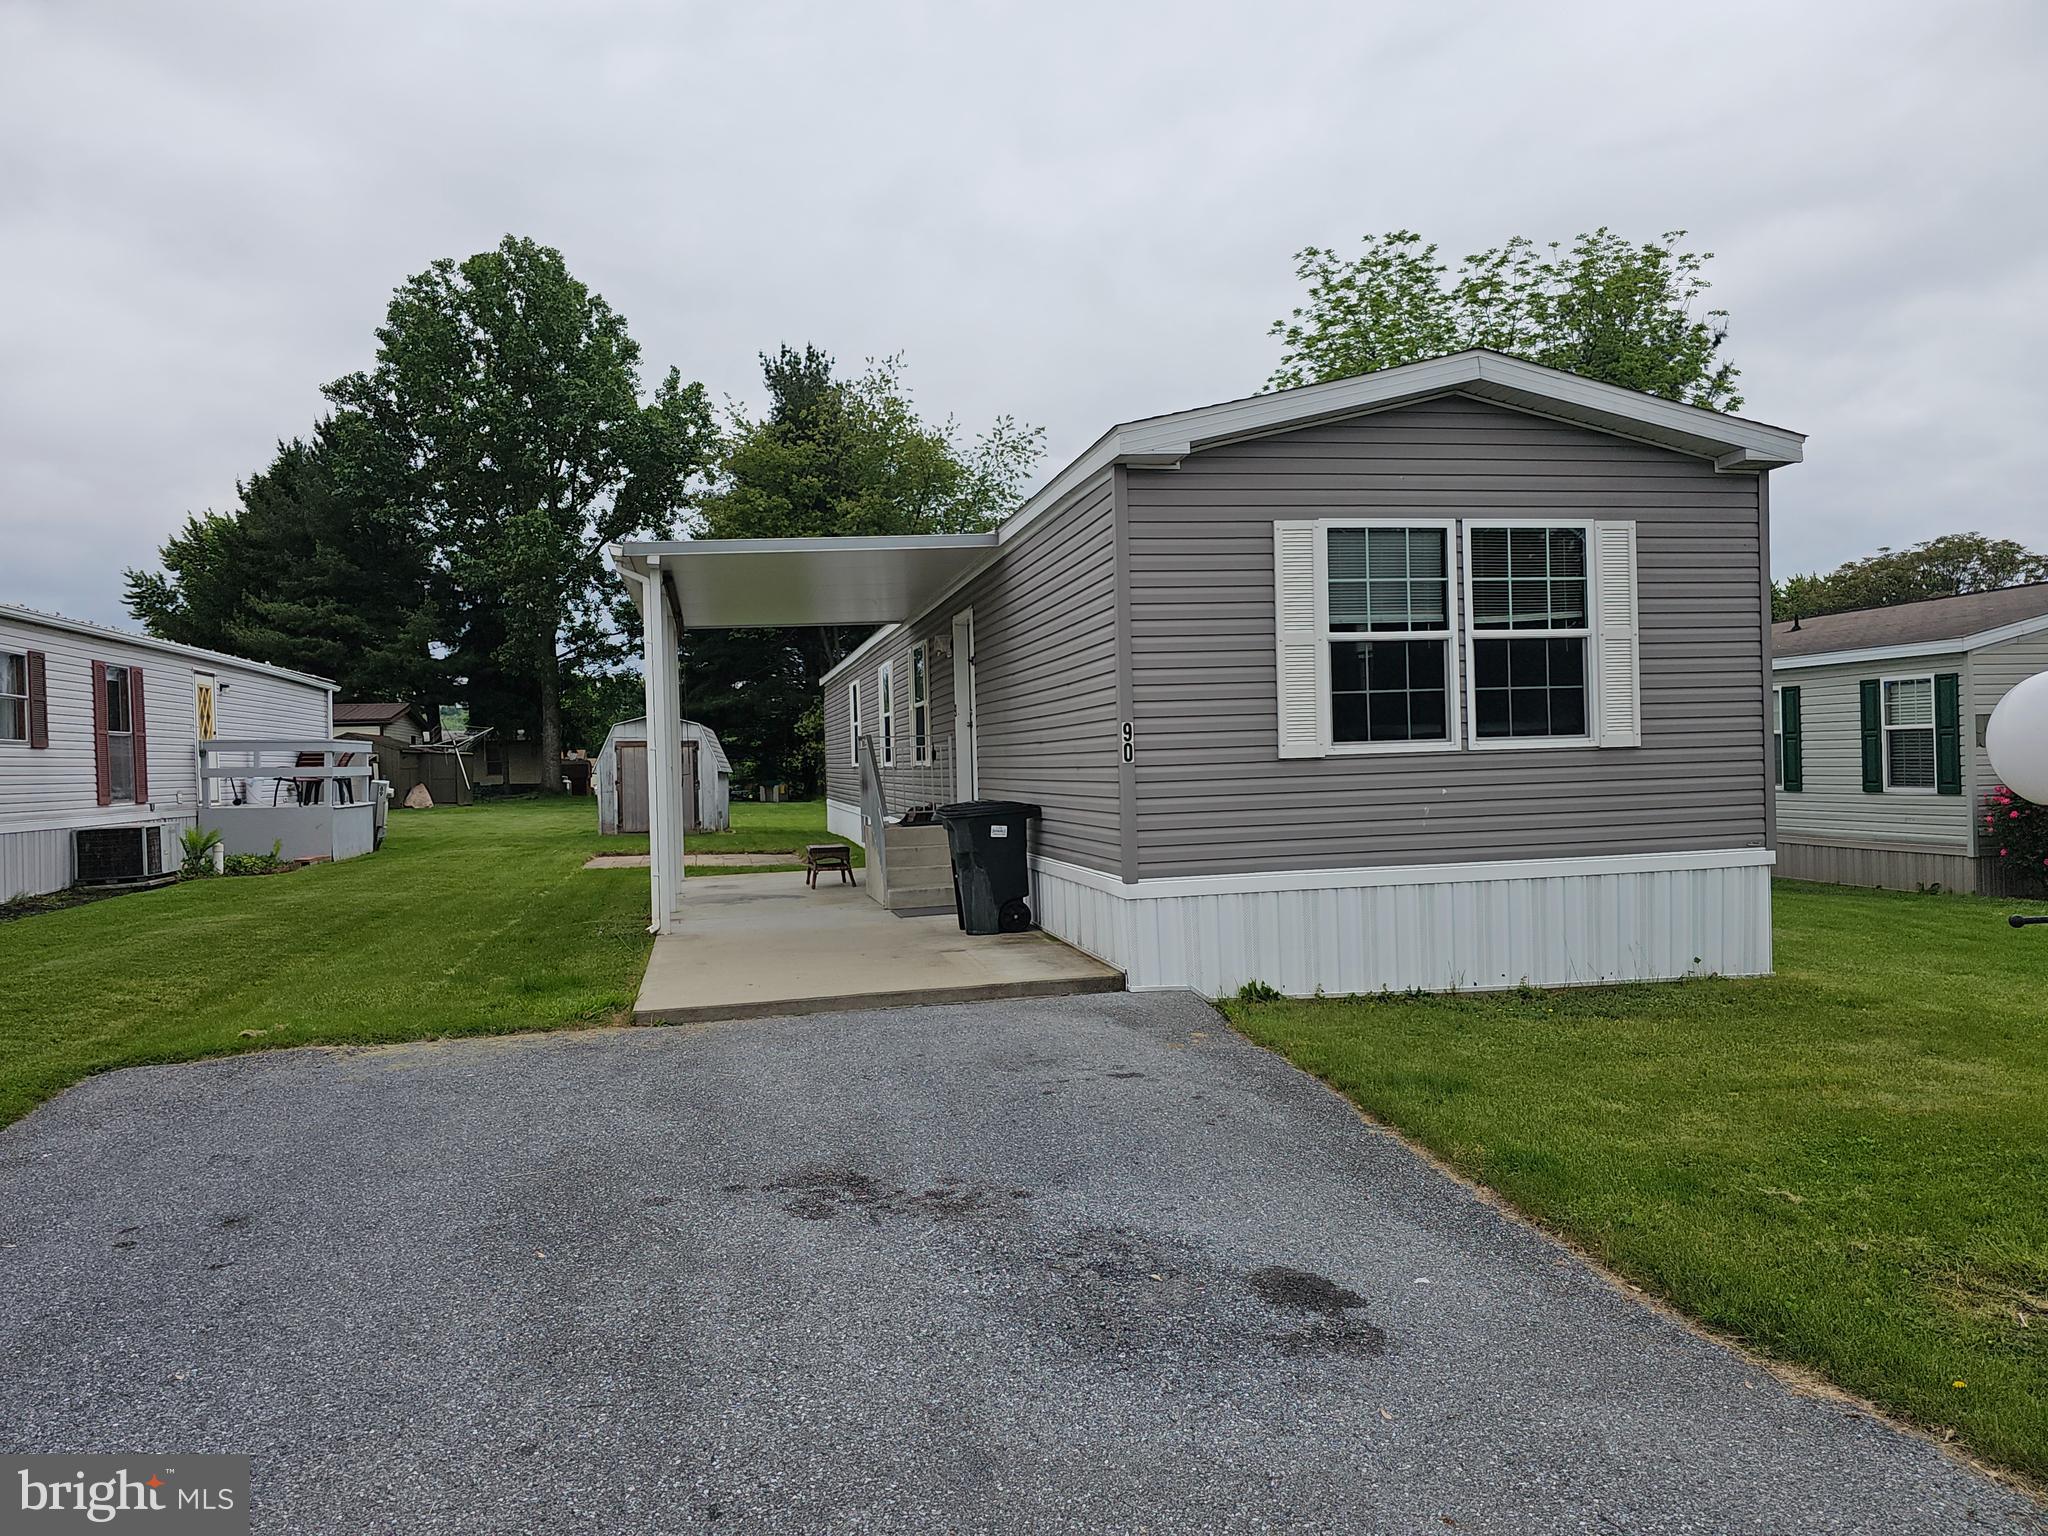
1274;521;1323;758
1593;520;1641;748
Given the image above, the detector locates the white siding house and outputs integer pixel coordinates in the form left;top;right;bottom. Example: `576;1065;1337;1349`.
0;604;337;902
1773;584;2048;892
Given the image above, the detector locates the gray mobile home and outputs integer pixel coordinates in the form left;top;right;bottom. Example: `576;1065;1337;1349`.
615;351;1805;995
1772;584;2048;893
0;604;341;901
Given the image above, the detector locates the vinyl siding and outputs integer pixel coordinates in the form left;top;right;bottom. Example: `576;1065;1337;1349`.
0;613;331;897
1968;627;2048;847
821;474;1121;873
1124;394;1772;877
1774;655;1969;850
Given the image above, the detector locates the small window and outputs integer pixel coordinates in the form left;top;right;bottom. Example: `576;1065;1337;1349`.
911;642;930;763
103;663;135;801
1323;525;1455;748
878;660;895;768
1466;525;1591;742
0;651;24;742
1882;676;1936;791
848;680;862;766
1772;686;1784;788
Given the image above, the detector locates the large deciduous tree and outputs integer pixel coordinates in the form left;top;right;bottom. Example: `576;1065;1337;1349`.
1774;533;2048;621
1268;228;1742;410
324;236;714;781
685;346;1042;791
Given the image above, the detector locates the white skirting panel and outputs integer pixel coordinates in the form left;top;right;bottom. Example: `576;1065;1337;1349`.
1030;852;1773;996
1;827;77;903
826;798;864;844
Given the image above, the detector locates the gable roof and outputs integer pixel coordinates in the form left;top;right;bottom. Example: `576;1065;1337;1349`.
0;602;336;690
334;700;416;726
999;348;1805;552
1773;583;2048;668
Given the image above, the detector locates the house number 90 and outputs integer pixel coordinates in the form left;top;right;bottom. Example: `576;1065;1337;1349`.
1120;721;1134;764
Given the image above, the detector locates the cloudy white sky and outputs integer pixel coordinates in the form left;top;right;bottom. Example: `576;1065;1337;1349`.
4;0;2044;626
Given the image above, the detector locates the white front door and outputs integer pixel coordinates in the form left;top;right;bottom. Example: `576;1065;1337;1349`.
951;608;976;800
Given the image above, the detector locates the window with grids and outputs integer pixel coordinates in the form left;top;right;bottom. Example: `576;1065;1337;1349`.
1882;676;1936;790
1324;526;1452;745
1467;525;1590;740
1772;686;1784;788
0;652;24;742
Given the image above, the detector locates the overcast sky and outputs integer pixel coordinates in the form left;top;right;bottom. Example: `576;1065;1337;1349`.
4;0;2044;627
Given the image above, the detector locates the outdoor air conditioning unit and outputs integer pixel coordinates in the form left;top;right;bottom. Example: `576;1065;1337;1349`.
74;825;168;888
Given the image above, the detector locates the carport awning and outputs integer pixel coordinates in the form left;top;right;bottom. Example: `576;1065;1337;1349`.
611;534;998;629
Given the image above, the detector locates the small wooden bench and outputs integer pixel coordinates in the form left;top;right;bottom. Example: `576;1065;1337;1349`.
804;842;854;888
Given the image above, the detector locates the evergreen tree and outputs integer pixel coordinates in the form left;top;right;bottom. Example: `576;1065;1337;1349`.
123;418;440;702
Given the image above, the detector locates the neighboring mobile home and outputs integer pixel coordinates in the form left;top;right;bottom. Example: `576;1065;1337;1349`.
613;350;1805;995
1771;583;2048;893
0;604;340;901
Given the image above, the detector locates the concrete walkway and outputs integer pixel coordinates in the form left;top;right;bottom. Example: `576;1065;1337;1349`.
633;874;1123;1022
0;992;2032;1533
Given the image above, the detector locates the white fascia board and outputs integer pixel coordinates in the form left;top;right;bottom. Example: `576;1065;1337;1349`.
1032;845;1774;901
1772;610;2048;673
0;603;338;691
993;350;1804;551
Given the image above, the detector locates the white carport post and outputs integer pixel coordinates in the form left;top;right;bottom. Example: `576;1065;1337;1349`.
637;555;685;934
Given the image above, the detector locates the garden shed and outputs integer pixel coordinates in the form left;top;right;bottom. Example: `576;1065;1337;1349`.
597;716;731;835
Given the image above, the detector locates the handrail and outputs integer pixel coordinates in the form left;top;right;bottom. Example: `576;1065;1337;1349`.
200;764;372;780
199;738;367;754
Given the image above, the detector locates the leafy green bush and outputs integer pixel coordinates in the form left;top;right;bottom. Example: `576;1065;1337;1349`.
178;825;224;878
1235;979;1284;1004
1985;786;2048;892
223;839;291;877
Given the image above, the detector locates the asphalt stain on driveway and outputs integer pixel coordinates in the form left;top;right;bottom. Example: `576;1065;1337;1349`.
757;1165;1033;1225
1248;1264;1388;1357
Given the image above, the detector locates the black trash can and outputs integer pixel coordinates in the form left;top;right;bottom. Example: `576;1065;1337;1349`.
935;800;1041;934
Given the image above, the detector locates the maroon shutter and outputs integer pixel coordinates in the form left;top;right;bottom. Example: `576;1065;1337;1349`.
129;666;149;802
91;659;112;805
25;650;48;749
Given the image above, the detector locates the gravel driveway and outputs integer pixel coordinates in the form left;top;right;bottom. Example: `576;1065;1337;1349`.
1;992;2036;1534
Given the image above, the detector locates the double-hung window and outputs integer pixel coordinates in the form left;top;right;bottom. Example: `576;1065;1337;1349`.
1323;523;1456;749
0;651;25;742
847;680;862;766
104;663;136;801
1276;516;1637;759
911;642;930;763
1882;675;1936;791
1465;523;1592;744
1772;686;1785;788
878;660;895;768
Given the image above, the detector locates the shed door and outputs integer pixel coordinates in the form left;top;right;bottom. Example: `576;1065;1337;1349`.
618;740;650;834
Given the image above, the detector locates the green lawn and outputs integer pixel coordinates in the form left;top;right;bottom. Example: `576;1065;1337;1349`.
0;798;654;1128
1223;879;2048;1481
592;797;861;869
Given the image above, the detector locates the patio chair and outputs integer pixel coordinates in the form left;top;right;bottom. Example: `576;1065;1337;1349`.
273;751;329;807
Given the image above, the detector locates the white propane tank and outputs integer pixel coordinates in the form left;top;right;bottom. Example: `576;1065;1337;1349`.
1985;669;2048;805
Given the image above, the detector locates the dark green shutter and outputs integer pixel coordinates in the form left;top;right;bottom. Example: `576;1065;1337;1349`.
1859;679;1883;793
1935;672;1962;795
1781;685;1803;792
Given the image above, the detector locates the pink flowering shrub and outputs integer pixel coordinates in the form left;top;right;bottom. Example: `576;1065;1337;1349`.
1985;785;2048;892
